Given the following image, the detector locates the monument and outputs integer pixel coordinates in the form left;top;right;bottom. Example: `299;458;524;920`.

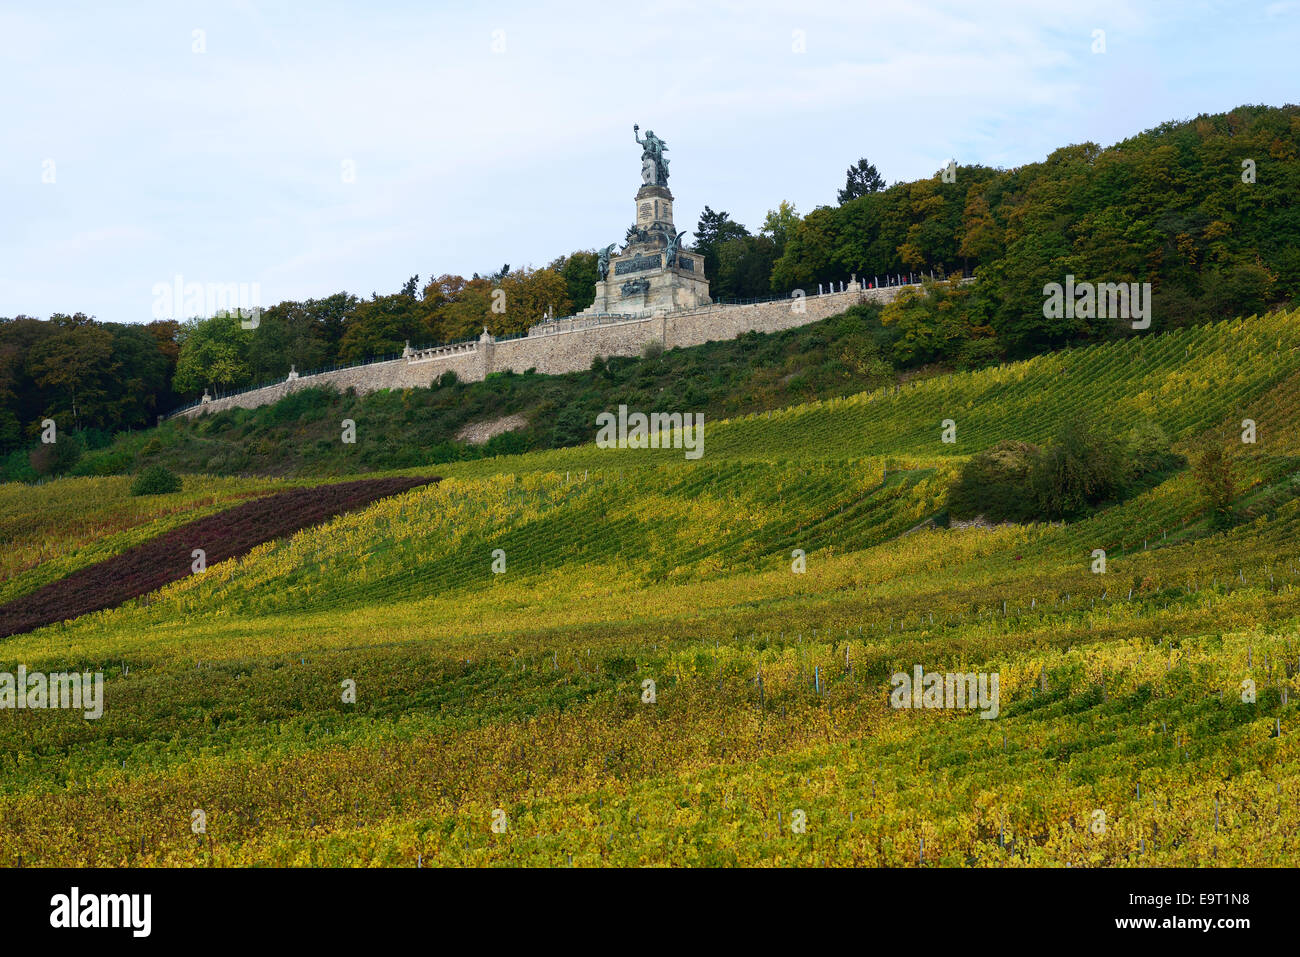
578;125;711;318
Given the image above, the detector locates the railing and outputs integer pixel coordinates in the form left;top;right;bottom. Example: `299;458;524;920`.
408;338;479;361
527;313;637;335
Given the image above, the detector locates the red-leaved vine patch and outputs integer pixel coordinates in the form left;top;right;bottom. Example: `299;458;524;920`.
0;476;438;639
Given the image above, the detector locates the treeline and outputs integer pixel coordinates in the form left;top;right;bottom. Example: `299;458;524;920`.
765;104;1300;360
59;304;897;481
700;104;1298;360
0;256;599;466
0;313;181;452
3;104;1297;474
169;257;599;395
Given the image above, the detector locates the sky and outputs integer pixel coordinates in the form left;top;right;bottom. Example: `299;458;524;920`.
2;0;1298;325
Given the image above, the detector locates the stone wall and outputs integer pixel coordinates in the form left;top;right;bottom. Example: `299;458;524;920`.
173;281;917;419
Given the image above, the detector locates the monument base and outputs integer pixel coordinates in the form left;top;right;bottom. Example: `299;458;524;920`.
582;182;711;318
582;268;711;318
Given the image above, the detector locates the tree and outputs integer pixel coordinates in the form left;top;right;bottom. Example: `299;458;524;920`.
838;158;885;204
496;267;572;333
27;318;115;430
102;322;172;429
1192;443;1235;528
337;291;429;362
714;235;777;300
694;207;750;283
1028;423;1124;519
0;317;55;432
172;314;252;395
958;193;1002;270
247;302;332;382
948;440;1042;522
549;251;601;314
769;206;839;292
878;278;993;366
434;277;495;342
760;201;800;257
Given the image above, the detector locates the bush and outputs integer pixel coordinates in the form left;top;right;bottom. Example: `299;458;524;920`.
71;446;137;477
29;432;84;477
1125;420;1183;478
0;447;39;483
550;405;591;448
947;440;1042;522
130;464;183;496
1028;423;1124;519
1191;443;1236;528
954;338;1003;371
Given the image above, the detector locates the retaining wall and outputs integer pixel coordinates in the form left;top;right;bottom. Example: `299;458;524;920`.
174;282;915;418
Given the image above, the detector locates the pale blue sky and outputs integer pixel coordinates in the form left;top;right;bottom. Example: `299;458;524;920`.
2;0;1297;324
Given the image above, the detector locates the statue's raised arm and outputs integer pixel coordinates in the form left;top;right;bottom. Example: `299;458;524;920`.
633;123;670;186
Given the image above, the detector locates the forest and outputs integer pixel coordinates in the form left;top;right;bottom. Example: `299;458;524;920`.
2;104;1296;472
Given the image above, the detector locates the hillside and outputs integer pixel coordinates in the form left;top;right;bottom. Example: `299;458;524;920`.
2;312;1299;865
53;302;898;480
5;105;1299;486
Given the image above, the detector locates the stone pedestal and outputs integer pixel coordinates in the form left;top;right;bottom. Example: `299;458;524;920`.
581;184;711;319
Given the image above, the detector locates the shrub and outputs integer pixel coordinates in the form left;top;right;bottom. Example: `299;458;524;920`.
1028;424;1124;519
71;447;137;477
1191;443;1236;528
29;432;84;477
550;405;591;448
954;338;1003;371
80;427;113;450
130;465;183;496
947;440;1042;522
0;448;39;483
1126;420;1182;478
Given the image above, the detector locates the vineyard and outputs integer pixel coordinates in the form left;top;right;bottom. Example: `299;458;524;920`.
0;477;437;639
1;311;1299;865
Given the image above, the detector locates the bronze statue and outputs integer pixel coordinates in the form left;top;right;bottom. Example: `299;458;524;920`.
664;230;687;267
597;243;618;280
634;124;670;186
